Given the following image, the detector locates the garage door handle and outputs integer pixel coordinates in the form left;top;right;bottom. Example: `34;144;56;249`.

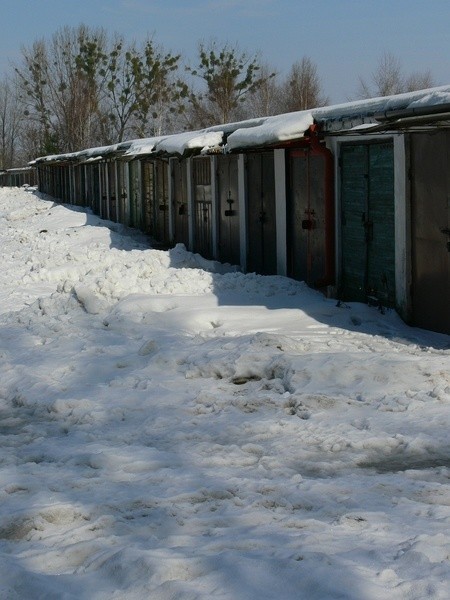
441;228;450;235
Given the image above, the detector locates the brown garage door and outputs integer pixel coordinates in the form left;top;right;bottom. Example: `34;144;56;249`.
411;131;450;334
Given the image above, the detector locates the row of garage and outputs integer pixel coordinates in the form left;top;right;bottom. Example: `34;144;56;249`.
0;167;37;187
35;132;334;289
32;88;450;335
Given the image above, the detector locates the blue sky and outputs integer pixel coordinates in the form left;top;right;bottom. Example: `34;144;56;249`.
1;0;449;103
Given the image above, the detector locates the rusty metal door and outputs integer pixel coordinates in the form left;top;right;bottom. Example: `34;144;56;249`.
217;155;240;266
340;142;395;306
171;158;189;247
288;149;327;286
193;158;213;259
411;132;450;334
246;152;277;275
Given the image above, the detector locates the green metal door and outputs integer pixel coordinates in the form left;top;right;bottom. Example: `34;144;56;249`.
340;142;395;306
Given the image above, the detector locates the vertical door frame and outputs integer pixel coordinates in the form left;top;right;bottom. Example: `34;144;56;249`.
274;149;287;276
238;153;247;271
327;133;408;315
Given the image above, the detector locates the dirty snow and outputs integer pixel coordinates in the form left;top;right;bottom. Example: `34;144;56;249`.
1;187;450;599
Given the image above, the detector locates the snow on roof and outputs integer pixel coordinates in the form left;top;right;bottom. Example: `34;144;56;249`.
34;143;122;164
123;136;167;157
313;84;450;122
32;84;450;165
4;166;34;173
406;87;450;109
226;111;314;150
123;130;224;157
157;130;224;155
82;143;121;158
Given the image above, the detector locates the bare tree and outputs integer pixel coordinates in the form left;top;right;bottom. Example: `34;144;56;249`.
372;52;404;96
357;51;435;98
16;25;108;153
281;57;328;112
246;64;284;117
404;69;435;92
15;39;53;153
247;57;328;119
50;26;107;150
0;76;24;168
16;25;188;152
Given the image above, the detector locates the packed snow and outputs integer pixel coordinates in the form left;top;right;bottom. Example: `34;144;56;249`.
1;186;450;599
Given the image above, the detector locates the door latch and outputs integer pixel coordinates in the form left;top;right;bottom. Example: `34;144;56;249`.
224;192;236;216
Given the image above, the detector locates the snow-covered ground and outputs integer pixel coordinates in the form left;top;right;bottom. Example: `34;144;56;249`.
0;186;449;600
